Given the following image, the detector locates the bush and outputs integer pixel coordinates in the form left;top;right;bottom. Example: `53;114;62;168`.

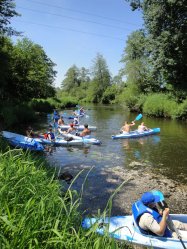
118;85;139;110
174;99;187;120
1;103;36;128
143;93;178;118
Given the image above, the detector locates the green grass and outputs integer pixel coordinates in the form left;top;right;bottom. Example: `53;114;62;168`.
0;149;132;249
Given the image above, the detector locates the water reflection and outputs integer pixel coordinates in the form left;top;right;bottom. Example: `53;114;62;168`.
122;135;161;161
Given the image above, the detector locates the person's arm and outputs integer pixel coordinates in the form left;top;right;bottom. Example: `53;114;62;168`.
156;208;170;236
130;121;135;126
139;209;169;236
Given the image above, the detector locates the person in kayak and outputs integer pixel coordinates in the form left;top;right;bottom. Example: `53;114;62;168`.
79;124;91;137
138;122;149;132
45;127;55;141
120;121;135;134
73;117;79;126
26;126;37;138
64;123;77;134
132;192;187;239
58;116;65;126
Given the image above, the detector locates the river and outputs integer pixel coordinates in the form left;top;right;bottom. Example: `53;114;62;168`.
44;104;187;184
41;104;187;215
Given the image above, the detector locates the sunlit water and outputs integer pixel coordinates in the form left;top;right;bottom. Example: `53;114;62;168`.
43;105;187;184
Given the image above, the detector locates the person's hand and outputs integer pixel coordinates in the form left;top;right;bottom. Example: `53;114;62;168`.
162;208;170;218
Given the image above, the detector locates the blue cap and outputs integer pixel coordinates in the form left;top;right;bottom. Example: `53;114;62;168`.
141;192;160;205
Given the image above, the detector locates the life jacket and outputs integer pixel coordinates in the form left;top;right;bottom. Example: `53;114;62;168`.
53;114;59;122
132;200;172;237
73;119;79;125
47;132;55;140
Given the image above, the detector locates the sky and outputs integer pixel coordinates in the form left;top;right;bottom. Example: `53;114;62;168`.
11;0;143;87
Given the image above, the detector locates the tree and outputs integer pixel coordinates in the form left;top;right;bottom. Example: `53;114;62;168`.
0;0;20;36
126;0;187;94
120;30;158;93
91;53;111;103
61;65;80;94
7;38;56;101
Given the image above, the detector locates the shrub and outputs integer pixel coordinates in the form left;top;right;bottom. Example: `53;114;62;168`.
174;99;187;120
143;93;178;118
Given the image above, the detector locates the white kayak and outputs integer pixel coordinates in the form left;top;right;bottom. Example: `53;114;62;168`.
112;128;160;139
2;131;44;151
36;136;86;146
58;130;101;145
82;215;187;249
58;124;97;131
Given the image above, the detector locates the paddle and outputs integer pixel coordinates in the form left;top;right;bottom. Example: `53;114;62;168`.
133;113;143;122
152;190;186;249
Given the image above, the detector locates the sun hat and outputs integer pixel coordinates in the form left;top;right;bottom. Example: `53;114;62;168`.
141;192;160;205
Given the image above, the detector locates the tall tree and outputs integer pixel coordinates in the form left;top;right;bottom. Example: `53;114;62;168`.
91;53;111;103
126;0;187;94
7;38;56;101
61;65;80;93
0;0;20;36
120;30;159;93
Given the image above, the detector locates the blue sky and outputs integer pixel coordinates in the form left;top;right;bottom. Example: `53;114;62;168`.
11;0;143;87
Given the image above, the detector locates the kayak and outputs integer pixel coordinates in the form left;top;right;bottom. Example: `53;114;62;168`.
58;131;101;145
2;131;44;151
82;214;187;249
36;135;86;146
112;128;160;139
2;131;85;147
58;124;97;131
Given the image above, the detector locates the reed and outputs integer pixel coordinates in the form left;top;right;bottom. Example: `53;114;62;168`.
0;149;131;249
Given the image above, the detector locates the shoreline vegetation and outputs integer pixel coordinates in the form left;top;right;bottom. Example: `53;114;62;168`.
0;147;132;249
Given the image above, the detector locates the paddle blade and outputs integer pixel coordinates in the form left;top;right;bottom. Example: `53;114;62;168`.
135;114;143;121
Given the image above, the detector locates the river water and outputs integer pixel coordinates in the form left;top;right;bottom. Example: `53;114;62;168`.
44;104;187;184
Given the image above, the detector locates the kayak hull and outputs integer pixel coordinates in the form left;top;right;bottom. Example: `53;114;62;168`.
58;131;101;145
82;215;187;249
58;125;97;131
112;128;160;139
2;131;44;151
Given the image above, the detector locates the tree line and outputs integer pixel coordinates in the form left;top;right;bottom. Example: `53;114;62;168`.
1;0;187;127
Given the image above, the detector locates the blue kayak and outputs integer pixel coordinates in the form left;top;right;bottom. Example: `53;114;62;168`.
2;131;44;151
82;214;187;249
112;128;160;139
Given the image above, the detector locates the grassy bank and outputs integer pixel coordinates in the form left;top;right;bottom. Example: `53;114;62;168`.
0;148;131;249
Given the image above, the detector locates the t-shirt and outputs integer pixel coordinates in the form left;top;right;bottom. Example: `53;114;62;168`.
139;213;161;235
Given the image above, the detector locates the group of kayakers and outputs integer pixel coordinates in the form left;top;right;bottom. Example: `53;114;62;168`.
26;107;91;142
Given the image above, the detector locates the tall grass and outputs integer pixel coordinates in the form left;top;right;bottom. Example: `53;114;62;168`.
0;149;131;249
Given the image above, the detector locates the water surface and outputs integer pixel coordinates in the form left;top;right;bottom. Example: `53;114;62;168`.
44;105;187;184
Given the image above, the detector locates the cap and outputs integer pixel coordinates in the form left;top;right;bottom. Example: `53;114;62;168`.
70;123;74;127
141;192;160;205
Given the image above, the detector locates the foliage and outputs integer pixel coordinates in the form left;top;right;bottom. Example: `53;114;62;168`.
1;102;36;128
8;38;56;101
117;84;140;110
101;84;120;104
125;0;187;94
0;149;132;249
61;65;80;92
91;53;111;103
174;99;187;120
0;0;20;36
143;93;178;118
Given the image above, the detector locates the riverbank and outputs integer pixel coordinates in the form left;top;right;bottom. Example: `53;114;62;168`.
58;161;187;216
